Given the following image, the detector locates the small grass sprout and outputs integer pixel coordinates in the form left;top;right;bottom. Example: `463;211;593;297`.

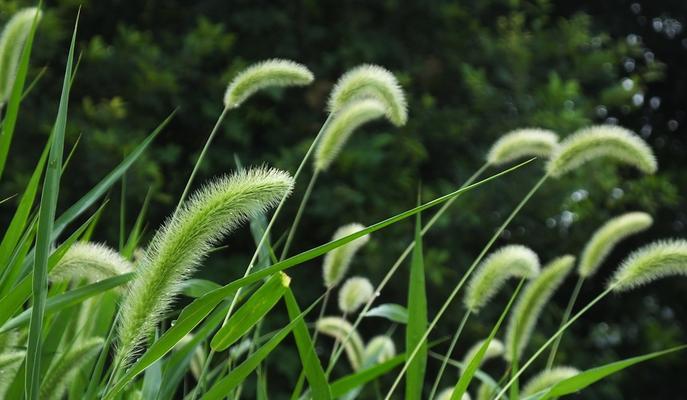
504;255;574;362
608;239;687;292
328;64;408;126
0;7;42;104
464;245;541;312
578;212;653;278
486;128;558;166
546;125;657;177
322;223;370;288
223;59;314;109
338;276;375;314
520;366;579;396
363;335;396;367
316;316;364;370
116;167;294;367
49;241;133;283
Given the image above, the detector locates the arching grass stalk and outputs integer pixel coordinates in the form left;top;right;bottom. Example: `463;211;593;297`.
382;173;549;400
280;168;319;259
544;274;583;369
427;309;471;400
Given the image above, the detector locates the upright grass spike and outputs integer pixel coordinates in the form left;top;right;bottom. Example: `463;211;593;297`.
460;339;504;371
314;98;387;171
608;239;687;291
520;366;579;396
504;255;574;362
435;387;471;400
464;245;541;312
486;128;558;166
546;125;657;178
316;316;364;370
322;223;370;288
115;167;294;368
223;59;314;109
0;7;42;104
328;64;408;126
49;241;133;284
578;212;653;278
39;337;104;400
363;335;396;367
338;276;375;314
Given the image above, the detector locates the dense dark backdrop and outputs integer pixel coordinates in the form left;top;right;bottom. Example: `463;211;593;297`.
2;0;686;398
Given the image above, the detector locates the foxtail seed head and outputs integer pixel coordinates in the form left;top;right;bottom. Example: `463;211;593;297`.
316;316;364;370
0;7;41;104
116;167;294;367
521;366;579;396
362;335;396;368
223;59;314;108
328;64;408;126
40;337;105;400
546;125;657;178
578;212;653;278
486;128;558;166
461;339;504;372
322;223;369;288
464;245;541;313
338;276;375;314
608;239;687;292
435;388;471;400
49;242;133;284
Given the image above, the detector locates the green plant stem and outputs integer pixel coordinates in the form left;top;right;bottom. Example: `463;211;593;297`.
326;163;490;374
383;173;548;400
495;284;615;399
428;309;471;400
280;169;320;260
545;274;584;369
174;106;230;216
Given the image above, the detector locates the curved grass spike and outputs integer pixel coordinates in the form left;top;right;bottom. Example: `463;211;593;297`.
49;241;133;283
486;128;558;166
608;239;687;291
39;337;104;400
316;316;364;370
328;64;408;126
578;212;653;278
520;366;579;396
322;223;369;288
460;339;504;372
338;276;375;314
314;98;387;171
546;125;657;178
223;59;314;109
504;255;574;362
464;245;540;312
115;167;294;367
363;335;396;367
0;7;42;104
436;388;471;400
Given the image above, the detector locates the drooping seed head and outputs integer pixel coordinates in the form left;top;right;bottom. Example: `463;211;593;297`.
314;98;387;171
362;335;396;368
578;212;653;278
49;242;133;284
546;125;657;178
486;128;559;166
464;245;541;313
322;223;370;288
0;7;41;104
504;255;574;361
608;239;687;292
328;64;408;126
338;276;375;314
435;388;471;400
476;382;496;400
40;337;105;400
223;59;314;109
116;167;294;367
460;338;504;372
521;366;579;396
316;316;364;370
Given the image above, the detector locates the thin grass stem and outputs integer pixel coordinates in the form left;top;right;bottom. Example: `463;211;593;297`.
280;169;320;260
545;274;584;369
428;309;471;400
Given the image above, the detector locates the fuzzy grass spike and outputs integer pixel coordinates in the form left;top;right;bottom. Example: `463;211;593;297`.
578;212;653;278
546;125;657;177
316;316;365;370
328;64;408;126
338;276;375;314
464;245;541;312
609;239;687;291
363;335;396;367
505;255;574;361
0;7;42;104
322;223;369;288
521;366;579;396
116;167;294;367
460;339;504;371
486;128;558;166
435;387;471;400
223;59;314;108
39;337;104;400
49;241;133;283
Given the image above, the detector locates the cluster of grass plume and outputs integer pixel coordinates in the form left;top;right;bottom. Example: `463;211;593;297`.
608;239;687;291
486;128;558;166
0;7;42;105
338;276;375;314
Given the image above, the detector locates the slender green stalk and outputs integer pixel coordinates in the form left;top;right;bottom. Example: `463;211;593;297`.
383;173;548;400
280;169;320;260
428;309;471;400
326;163;490;374
545;274;584;369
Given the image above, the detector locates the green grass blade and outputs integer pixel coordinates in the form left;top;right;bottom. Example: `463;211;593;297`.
180;278;223;298
364;303;408;324
142;329;163;399
211;272;290;351
330;354;406;397
451;279;525;400
0;6;41;179
122;187;152;259
25;11;78;398
284;288;331;400
405;199;427;400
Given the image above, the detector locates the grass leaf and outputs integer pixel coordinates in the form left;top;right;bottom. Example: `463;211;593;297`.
364;303;408;324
